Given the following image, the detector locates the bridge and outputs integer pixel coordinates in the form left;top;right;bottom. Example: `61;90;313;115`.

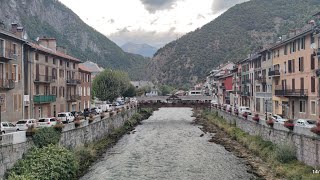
137;95;213;109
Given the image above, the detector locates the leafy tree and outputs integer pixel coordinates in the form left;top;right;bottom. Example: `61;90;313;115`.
159;85;173;95
92;69;130;101
123;84;136;97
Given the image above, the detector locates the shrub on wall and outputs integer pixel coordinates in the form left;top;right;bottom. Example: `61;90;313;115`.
140;108;153;119
8;145;78;180
32;127;61;148
274;143;297;163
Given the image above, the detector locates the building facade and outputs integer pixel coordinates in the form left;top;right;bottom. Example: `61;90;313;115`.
79;64;92;111
24;37;82;119
0;24;25;122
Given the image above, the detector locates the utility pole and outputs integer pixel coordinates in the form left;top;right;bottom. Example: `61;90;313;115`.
0;96;3;141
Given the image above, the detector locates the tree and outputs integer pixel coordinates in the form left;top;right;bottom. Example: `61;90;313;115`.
159;85;173;96
92;69;130;101
123;84;136;97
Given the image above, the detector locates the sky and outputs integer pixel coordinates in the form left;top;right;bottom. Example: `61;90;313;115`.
59;0;248;48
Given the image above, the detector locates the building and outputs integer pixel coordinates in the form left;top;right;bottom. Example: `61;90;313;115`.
270;25;319;119
0;23;26;122
79;64;92;111
24;37;82;119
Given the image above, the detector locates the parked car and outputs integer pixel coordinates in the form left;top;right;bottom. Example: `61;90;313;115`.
38;117;57;128
16;119;38;131
271;114;287;124
113;102;122;109
1;122;19;134
91;107;102;114
238;106;250;114
84;108;97;117
71;111;83;117
242;109;252;116
295;119;317;128
57;112;75;123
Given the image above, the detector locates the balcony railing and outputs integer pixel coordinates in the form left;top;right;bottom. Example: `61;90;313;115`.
241;91;251;96
0;49;17;61
241;79;251;84
0;79;15;90
268;70;280;77
275;89;308;97
256;77;267;84
66;78;81;85
67;95;81;102
33;95;56;104
34;75;55;83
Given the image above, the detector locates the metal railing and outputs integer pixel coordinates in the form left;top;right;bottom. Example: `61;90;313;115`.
0;49;17;61
33;95;56;104
0;79;15;90
67;95;81;102
275;89;308;97
268;70;280;76
34;75;55;83
66;78;81;85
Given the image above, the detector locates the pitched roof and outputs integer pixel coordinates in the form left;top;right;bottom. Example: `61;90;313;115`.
28;42;81;62
79;64;92;73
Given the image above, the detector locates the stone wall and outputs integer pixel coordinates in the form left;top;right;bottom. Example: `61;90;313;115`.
212;109;320;167
0;108;137;179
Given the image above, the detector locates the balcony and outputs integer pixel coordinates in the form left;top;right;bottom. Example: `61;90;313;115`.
268;70;280;77
34;75;55;84
67;95;81;102
256;77;267;84
0;79;15;90
241;91;251;96
33;95;56;104
0;49;17;61
66;78;81;85
275;89;308;97
241;79;251;84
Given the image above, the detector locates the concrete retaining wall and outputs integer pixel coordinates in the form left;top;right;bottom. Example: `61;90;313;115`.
0;108;137;179
213;109;320;167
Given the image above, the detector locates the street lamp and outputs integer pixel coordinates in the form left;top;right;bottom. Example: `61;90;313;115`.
0;96;4;141
265;99;268;121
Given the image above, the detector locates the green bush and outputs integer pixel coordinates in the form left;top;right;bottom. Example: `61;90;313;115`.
32;127;61;148
74;148;96;175
131;113;143;121
8;145;78;180
139;108;153;119
274;143;297;163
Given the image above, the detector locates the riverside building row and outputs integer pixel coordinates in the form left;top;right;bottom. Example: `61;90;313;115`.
205;17;320;120
0;23;92;122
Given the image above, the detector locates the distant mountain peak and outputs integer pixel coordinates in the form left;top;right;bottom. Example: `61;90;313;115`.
121;42;158;57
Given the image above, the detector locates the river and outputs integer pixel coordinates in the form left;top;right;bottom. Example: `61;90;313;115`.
81;108;256;180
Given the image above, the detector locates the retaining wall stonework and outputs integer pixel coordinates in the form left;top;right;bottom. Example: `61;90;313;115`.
0;108;137;179
212;109;320;167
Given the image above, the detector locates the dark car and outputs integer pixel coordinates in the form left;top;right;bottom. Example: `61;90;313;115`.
84;108;97;117
71;111;83;117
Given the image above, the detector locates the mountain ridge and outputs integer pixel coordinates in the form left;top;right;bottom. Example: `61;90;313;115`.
121;42;158;57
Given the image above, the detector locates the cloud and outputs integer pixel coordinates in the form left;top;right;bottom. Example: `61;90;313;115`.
108;28;183;48
140;0;182;13
107;19;115;24
211;0;249;13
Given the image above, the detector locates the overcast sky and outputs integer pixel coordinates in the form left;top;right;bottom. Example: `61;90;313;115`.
59;0;248;48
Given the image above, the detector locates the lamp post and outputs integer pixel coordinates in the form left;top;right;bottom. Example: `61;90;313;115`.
265;99;268;121
0;96;3;141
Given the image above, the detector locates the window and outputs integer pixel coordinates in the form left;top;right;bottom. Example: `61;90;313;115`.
52;86;57;95
292;79;295;90
311;101;316;115
0;94;6;112
13;94;22;112
297;39;300;51
59;69;64;78
311;34;315;44
66;62;69;68
36;85;39;95
299;100;306;113
284;62;286;74
292;41;296;52
275;101;279;110
84;87;86;97
73;63;75;69
311;55;315;70
87;74;90;82
53;58;56;65
35;53;39;61
267;52;271;60
292;59;295;73
311;76;315;93
284;44;287;55
60;60;63;66
52;68;57;79
288;60;292;73
301;37;305;49
79;87;82;96
298;57;304;72
12;64;18;82
13;44;17;54
45;56;48;63
256;98;260;112
87;87;90;96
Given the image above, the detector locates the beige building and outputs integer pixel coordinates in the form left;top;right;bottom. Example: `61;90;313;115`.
24;37;82;118
270;27;320;119
0;24;25;122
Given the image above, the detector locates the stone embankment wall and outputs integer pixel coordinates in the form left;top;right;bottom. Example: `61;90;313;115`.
212;109;320;167
0;108;137;179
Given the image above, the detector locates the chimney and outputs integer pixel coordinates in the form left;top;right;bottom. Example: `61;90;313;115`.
11;23;18;33
38;37;57;51
56;46;67;54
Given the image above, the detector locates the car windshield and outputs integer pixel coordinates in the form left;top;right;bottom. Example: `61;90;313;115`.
58;114;66;117
16;120;27;124
38;119;48;122
307;120;316;125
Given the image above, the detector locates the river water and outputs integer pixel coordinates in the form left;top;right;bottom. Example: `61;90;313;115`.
81;108;255;180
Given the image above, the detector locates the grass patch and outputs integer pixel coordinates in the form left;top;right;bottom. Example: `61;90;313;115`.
203;111;318;179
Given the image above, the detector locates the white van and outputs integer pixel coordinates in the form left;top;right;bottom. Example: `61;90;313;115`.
57;112;75;123
238;106;251;114
100;104;113;112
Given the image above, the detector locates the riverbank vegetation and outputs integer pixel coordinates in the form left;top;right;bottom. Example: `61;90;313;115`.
7;108;154;180
200;111;319;180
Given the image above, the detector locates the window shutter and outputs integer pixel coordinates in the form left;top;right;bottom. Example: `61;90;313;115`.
18;94;22;111
11;64;15;81
5;63;8;79
18;65;21;81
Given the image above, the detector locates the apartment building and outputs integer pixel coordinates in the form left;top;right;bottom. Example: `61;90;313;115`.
0;24;26;122
270;27;319;119
79;64;92;111
24;37;82;119
240;58;251;108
